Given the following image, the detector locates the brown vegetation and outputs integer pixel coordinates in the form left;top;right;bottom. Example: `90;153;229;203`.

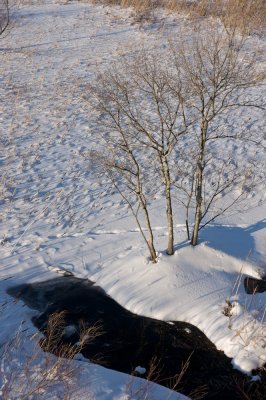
90;0;266;33
0;311;101;399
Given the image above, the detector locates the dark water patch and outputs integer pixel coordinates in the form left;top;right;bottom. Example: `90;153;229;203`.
8;277;265;400
244;276;266;294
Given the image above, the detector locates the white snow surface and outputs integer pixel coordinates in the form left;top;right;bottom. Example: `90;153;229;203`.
0;0;266;397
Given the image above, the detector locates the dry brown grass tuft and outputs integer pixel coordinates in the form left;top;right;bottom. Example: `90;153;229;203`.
0;311;102;399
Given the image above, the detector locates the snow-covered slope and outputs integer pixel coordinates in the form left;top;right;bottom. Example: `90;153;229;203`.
0;0;265;397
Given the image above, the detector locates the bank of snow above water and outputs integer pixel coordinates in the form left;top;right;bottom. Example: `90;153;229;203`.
0;0;265;389
90;242;266;374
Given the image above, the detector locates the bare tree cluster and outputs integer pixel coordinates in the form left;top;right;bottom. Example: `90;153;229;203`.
89;23;265;262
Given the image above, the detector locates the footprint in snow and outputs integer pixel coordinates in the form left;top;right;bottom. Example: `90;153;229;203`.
46;247;57;256
83;237;95;243
47;264;74;276
117;253;126;259
124;245;133;251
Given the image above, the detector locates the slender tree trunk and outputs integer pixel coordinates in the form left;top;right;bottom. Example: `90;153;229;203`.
136;167;157;262
191;121;207;246
162;156;174;255
186;219;190;241
185;176;195;241
166;184;174;255
142;199;157;262
148;241;157;263
191;185;202;246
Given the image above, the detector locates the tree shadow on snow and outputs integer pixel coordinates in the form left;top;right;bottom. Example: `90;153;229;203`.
175;219;266;265
201;219;266;262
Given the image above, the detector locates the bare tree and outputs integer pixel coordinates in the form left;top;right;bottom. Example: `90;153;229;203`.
171;23;265;246
0;0;9;37
90;136;158;263
90;50;188;258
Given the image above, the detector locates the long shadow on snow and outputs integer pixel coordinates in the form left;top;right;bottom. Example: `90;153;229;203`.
175;219;266;264
7;277;265;400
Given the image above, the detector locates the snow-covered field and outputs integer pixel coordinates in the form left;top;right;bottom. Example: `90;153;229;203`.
0;0;265;398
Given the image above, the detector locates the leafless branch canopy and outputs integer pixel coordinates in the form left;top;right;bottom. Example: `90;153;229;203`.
89;22;265;252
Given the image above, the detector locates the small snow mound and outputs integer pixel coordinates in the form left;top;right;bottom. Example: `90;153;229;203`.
232;352;261;374
134;366;146;375
251;375;261;382
63;325;77;338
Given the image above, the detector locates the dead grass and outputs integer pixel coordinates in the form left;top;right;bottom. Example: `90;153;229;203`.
90;0;266;33
0;311;102;399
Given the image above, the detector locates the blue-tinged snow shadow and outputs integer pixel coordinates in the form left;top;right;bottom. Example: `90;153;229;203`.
173;219;266;264
200;219;266;262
